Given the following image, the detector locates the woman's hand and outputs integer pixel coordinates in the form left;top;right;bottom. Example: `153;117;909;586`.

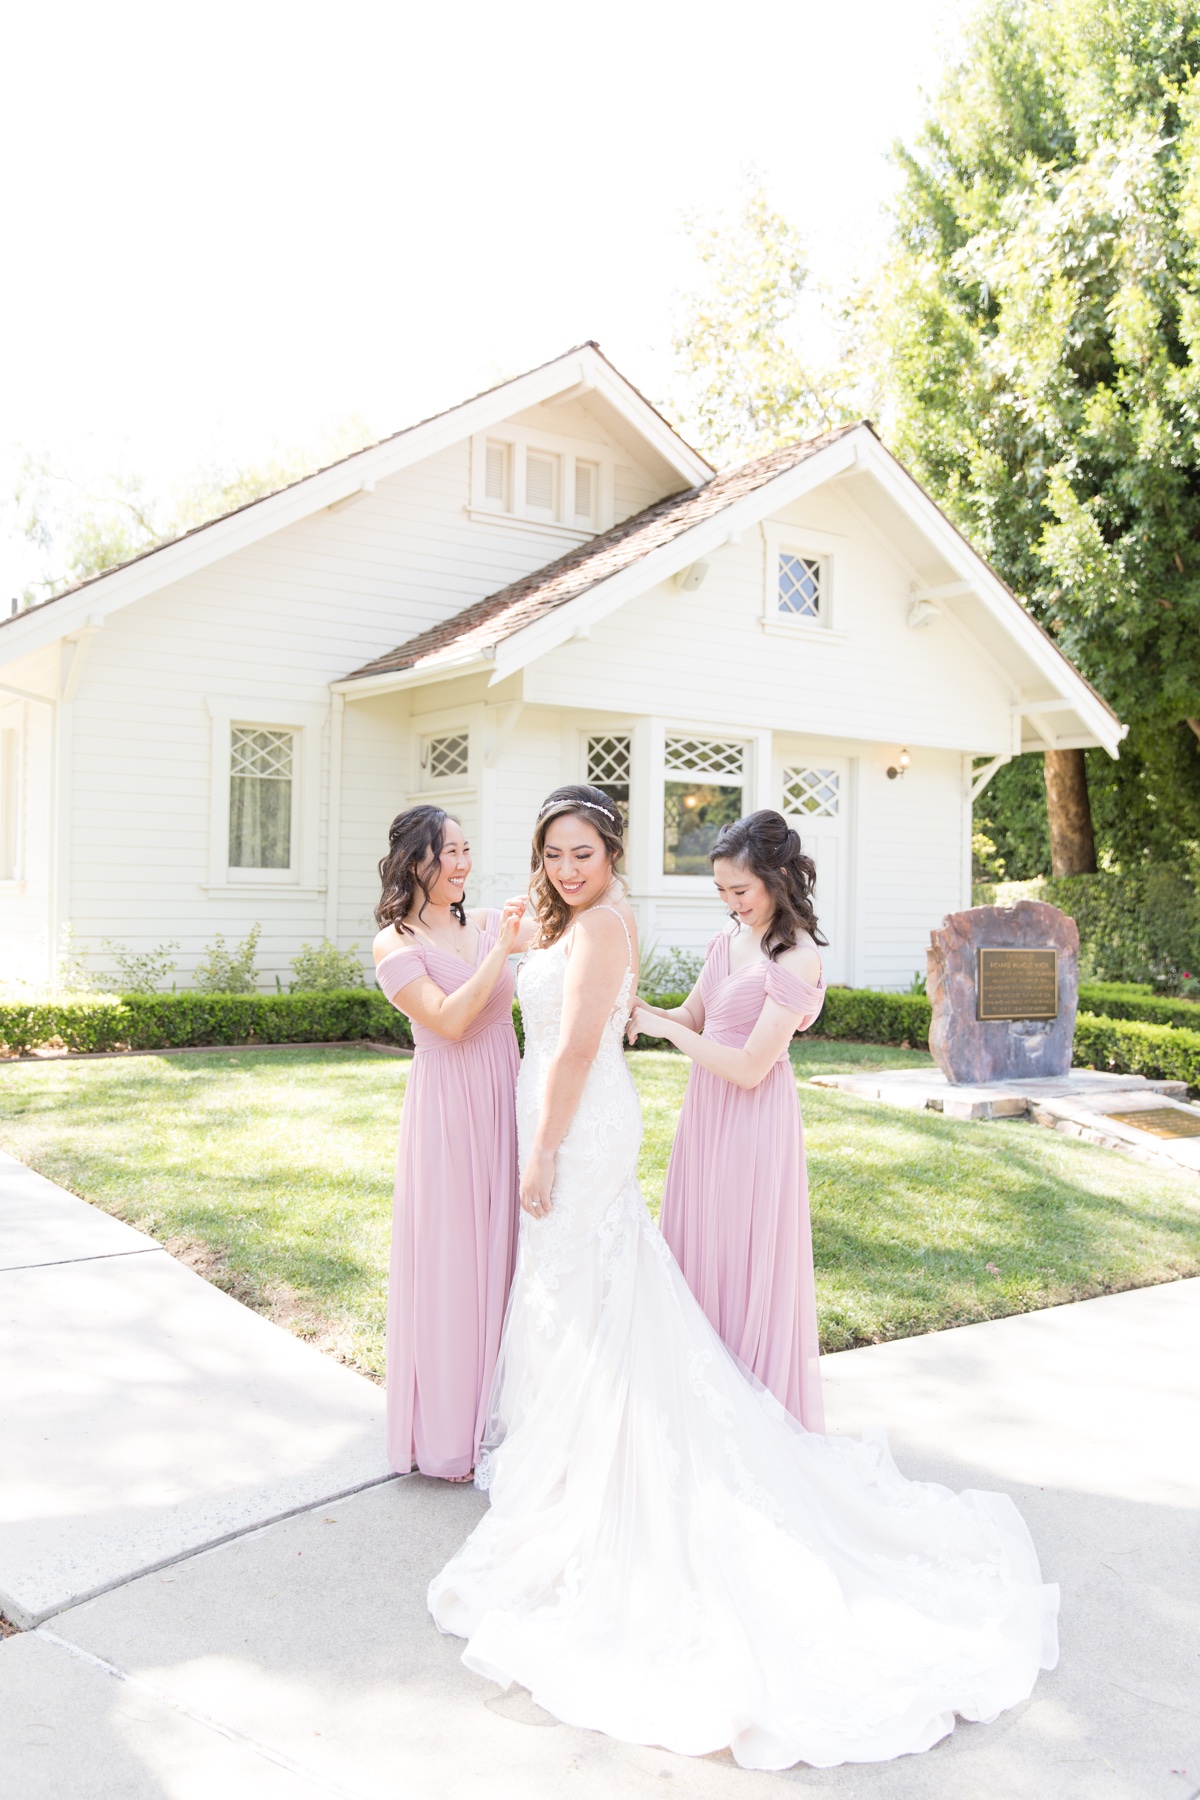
497;896;526;955
520;1147;556;1218
630;1003;674;1043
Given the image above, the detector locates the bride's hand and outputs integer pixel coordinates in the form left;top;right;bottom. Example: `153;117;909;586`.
520;1148;555;1218
497;896;526;955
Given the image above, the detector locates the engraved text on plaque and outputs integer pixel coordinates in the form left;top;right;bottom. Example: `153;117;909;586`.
975;947;1059;1022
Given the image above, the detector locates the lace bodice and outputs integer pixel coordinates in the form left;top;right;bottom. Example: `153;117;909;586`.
499;902;645;1364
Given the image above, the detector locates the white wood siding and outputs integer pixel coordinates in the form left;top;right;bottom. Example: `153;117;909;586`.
525;486;1015;755
52;406;683;988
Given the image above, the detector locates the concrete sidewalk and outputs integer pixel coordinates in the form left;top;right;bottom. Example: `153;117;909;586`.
0;1151;393;1626
2;1152;1198;1799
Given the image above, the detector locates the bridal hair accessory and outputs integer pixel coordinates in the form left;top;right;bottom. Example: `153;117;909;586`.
538;797;618;823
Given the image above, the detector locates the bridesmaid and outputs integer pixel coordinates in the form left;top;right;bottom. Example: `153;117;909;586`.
373;805;525;1481
631;809;826;1431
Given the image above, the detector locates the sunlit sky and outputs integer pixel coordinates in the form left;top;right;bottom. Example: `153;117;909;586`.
1;0;966;597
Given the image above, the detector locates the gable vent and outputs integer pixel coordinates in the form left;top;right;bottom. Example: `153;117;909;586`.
574;460;596;524
484;441;510;507
526;451;558;516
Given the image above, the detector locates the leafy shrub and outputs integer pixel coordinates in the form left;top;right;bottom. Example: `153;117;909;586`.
103;939;179;994
290;940;366;992
1046;869;1200;990
48;923;93;997
638;945;705;995
0;990;412;1056
194;925;261;995
1073;1012;1200;1091
973;871;1200;991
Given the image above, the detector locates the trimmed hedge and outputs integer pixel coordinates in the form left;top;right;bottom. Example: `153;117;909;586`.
5;985;1197;1092
1077;982;1200;1031
0;990;412;1056
635;986;934;1050
1073;1012;1200;1089
809;988;931;1048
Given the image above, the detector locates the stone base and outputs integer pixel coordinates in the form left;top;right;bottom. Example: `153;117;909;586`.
809;1069;1200;1179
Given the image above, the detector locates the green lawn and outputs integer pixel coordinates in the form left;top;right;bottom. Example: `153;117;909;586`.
1;1041;1197;1377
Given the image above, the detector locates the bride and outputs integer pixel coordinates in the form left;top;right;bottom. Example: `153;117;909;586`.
428;784;1058;1771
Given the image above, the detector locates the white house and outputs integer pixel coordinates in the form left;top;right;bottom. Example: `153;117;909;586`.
0;342;1124;993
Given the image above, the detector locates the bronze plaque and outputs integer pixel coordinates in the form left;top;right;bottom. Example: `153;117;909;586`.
1106;1106;1200;1140
975;947;1059;1021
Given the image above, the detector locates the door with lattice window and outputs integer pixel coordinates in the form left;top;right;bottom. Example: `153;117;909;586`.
780;757;848;982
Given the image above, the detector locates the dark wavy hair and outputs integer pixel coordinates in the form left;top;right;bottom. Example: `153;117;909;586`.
710;809;826;960
530;784;625;946
375;805;466;932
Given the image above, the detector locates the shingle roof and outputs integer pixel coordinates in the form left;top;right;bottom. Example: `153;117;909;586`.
344;422;864;681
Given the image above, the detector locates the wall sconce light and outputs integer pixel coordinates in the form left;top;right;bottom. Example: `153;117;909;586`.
886;748;911;781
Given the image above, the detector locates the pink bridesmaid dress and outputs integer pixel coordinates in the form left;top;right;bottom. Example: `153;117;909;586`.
376;911;519;1479
659;931;826;1432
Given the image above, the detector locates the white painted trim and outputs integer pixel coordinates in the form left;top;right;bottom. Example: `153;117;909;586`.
333;654;494;699
205;698;328;892
971;752;1013;801
960;754;975;909
469;423;617;534
759;620;849;645
852;434;1125;756
0;346;710;663
760;521;838;634
50;692;69;966
463;507;592;544
0;680;54;707
324;692;345;941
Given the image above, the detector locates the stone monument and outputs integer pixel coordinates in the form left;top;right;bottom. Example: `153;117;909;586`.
927;900;1079;1084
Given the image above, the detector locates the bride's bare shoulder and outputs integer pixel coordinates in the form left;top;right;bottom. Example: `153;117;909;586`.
573;902;634;958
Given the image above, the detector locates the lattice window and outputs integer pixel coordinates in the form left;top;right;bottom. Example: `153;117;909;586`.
229;727;294;869
587;733;631;812
782;764;840;818
778;552;822;619
664;737;745;780
422;732;469;781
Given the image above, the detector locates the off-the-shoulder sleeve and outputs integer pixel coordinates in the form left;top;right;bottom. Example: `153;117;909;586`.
376;946;427;1006
764;961;825;1030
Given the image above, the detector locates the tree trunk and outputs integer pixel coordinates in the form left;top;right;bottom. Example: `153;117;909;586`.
1043;748;1097;876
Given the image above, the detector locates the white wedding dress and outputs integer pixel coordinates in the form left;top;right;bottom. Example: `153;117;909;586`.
428;914;1059;1770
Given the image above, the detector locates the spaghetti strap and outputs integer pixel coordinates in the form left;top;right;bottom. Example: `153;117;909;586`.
590;902;633;969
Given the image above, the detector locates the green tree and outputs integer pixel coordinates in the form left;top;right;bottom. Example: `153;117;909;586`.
670;175;864;463
880;0;1200;874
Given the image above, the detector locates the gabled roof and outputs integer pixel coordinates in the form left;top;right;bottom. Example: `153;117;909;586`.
338;418;1126;759
345;425;859;683
0;343;711;660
